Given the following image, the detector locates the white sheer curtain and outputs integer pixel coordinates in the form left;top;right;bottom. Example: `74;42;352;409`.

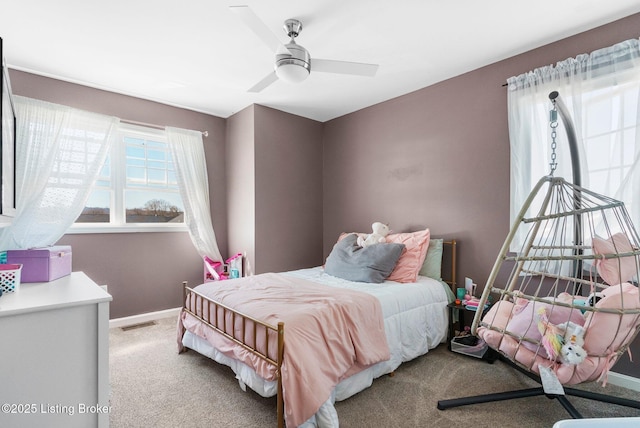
507;38;640;249
166;126;223;262
0;96;118;249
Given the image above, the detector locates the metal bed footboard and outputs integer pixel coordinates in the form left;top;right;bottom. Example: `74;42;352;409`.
181;283;285;428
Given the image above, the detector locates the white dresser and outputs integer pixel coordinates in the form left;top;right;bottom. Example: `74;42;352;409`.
0;272;112;428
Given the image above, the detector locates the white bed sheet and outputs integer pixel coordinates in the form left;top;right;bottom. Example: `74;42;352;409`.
181;266;451;427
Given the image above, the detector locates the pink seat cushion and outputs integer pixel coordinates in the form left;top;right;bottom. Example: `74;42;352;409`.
478;283;640;385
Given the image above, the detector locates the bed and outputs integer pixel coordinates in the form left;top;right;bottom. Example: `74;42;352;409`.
177;230;457;427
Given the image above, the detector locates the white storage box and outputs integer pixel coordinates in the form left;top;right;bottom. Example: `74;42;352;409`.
553;417;640;427
450;336;488;359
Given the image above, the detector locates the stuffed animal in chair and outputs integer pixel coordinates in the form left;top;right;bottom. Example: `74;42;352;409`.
557;321;587;365
536;306;587;364
357;222;390;247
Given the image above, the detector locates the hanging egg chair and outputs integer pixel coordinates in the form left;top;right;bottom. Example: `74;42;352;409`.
438;92;640;418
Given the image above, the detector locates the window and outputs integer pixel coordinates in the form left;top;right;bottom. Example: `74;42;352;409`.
516;80;640;222
72;124;186;232
507;38;640;251
581;82;638;203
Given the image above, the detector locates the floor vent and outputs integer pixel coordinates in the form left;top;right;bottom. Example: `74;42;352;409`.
120;321;156;331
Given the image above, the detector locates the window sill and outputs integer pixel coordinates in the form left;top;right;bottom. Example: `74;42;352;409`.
67;224;189;234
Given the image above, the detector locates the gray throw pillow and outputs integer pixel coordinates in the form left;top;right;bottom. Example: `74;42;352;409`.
324;234;405;283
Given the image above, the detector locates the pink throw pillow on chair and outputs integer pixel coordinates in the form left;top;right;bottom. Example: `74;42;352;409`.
592;233;638;286
582;282;640;356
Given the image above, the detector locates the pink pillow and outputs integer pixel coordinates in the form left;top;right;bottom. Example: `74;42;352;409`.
593;233;637;286
583;282;640;356
385;229;430;283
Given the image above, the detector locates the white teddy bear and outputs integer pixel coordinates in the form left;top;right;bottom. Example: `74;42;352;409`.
357;222;390;247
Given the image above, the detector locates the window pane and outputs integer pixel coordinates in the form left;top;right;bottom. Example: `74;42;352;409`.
147;149;166;161
127;166;146;183
126;158;145;167
148;169;166;183
125;190;184;223
148;160;165;169
77;190;111;223
127;146;145;159
124;133;182;224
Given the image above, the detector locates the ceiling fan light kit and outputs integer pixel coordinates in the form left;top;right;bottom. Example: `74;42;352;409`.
275;59;310;83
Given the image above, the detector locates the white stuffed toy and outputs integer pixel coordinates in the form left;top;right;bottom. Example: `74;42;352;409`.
357;222;390;247
557;321;587;365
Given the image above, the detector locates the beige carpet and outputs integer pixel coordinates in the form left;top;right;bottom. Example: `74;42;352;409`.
109;316;640;427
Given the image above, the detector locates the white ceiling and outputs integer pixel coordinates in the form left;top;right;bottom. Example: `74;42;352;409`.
2;0;640;122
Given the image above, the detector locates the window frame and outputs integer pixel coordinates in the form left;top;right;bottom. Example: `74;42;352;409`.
68;123;187;234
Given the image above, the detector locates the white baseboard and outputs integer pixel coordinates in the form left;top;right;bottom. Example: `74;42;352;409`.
109;307;181;329
607;371;640;392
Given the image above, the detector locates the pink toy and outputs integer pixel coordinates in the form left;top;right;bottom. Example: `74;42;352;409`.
204;255;228;281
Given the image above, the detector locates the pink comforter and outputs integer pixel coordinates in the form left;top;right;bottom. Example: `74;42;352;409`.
178;272;390;427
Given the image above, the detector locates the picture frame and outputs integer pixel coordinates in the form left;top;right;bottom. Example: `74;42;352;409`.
1;37;16;219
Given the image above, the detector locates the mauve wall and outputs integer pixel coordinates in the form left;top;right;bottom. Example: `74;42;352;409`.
254;105;324;273
322;13;640;377
226;105;256;274
9;71;228;319
226;105;324;274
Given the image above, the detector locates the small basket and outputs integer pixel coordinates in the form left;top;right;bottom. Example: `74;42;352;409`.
450;335;488;359
0;264;22;293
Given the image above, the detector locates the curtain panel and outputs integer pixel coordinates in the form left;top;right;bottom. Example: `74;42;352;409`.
0;96;118;249
166;127;223;262
507;38;640;250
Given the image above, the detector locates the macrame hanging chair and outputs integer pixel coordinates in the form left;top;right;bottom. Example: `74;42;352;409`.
438;92;640;418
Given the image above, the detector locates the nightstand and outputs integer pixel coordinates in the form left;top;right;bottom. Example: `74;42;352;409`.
446;302;480;344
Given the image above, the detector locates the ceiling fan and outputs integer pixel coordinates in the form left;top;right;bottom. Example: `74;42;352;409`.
230;5;379;92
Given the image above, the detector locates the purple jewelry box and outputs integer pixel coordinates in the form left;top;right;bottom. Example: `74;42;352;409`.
6;246;72;283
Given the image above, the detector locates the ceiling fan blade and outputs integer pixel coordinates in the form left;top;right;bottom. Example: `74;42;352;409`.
230;5;289;54
248;71;278;93
312;59;379;77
